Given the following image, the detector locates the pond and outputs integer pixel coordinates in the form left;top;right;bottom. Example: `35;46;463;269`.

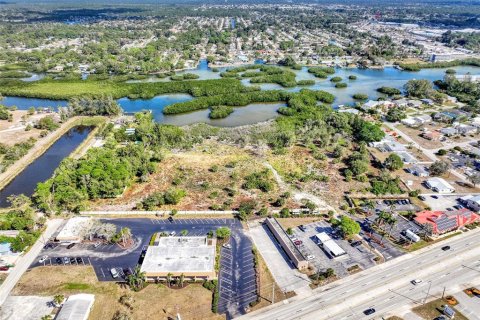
0;126;93;207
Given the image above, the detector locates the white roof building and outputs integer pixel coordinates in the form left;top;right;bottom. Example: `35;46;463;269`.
425;177;455;194
315;232;346;257
140;236;216;281
56;294;95;320
55;217;92;243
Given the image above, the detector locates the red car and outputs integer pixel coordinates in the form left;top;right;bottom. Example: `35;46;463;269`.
294;240;303;246
0;266;9;271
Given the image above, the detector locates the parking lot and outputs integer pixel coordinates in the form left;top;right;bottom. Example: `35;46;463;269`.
218;232;257;318
290;221;377;278
31;217;256;317
421;194;463;211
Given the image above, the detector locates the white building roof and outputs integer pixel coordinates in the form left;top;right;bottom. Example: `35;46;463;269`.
56;217;92;242
140;237;215;274
315;232;346;257
56;294;95;320
426;177;455;192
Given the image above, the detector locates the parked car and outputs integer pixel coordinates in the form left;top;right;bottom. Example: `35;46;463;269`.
63;257;70;264
411;279;423;285
298;225;306;232
0;266;9;271
222;243;232;249
418;196;426;201
38;255;48;263
123;268;132;278
76;257;83;264
293;240;303;246
111;268;119;279
306;255;315;261
66;243;75;249
56;257;63;265
363;308;375;315
93;242;101;248
431;195;438;199
351;241;362;247
169;231;176;236
441;245;451;251
70;257;76;264
168;216;174;223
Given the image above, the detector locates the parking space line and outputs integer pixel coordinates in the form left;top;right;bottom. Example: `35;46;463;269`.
100;268;105;278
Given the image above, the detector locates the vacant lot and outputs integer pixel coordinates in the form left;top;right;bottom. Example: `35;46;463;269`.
412;298;468;320
267;146;368;210
0;110;45;146
13;266;223;320
93;140;295;211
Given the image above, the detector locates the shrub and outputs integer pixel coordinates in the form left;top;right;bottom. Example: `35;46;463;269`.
330;76;342;82
352;93;368;100
335;82;347;88
348;75;357;80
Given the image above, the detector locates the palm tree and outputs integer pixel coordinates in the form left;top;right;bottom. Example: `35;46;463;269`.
41;315;52;320
121;227;132;246
53;294;64;306
127;265;146;291
179;273;185;288
166;272;173;288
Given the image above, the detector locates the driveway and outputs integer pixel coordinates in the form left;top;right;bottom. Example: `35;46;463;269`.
248;224;310;293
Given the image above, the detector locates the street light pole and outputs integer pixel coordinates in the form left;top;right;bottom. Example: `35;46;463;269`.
424;281;432;304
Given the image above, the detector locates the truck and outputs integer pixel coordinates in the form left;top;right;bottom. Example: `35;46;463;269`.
405;229;420;243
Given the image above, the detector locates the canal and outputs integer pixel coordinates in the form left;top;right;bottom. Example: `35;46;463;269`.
0;126;93;207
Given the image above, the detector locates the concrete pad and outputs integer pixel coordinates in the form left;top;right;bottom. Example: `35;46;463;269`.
0;296;54;320
248;225;310;293
454;291;480;320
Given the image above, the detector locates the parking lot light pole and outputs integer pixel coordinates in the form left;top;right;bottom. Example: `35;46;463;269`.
423;281;432;304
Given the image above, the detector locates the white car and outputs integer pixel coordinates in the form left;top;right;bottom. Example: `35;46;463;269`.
38;255;48;263
306;255;315;261
411;279;423;285
93;242;101;248
222;243;232;249
110;268;119;279
170;231;176;237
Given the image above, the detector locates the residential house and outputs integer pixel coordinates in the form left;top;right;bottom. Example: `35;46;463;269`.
440;127;458;137
460;195;480;212
421;130;442;141
402;115;431;128
456;124;477;135
425;177;455;193
370;135;406;153
420;98;434;106
361;100;380;112
434;110;470;123
394;98;409;108
407;165;429;177
415;209;479;235
396;151;418;164
408;100;423;108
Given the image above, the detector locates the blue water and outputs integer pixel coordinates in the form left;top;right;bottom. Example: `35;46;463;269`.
4;63;480;126
117;94;193;122
231;18;236;29
0;126;93;207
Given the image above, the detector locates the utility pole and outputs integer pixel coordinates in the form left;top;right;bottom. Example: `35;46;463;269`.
424;281;432;304
442;286;446;299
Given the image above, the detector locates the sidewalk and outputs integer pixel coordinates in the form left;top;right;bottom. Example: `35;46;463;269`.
0;219;63;306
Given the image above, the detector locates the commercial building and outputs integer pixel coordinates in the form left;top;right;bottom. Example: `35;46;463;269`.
55;217;92;243
264;218;308;270
415;209;479;235
56;294;95;320
425;177;455;194
140;236;217;281
460;195;480;212
315;232;346;258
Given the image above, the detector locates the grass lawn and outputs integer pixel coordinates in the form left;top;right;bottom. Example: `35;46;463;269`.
405;232;461;252
412;298;468;320
250;249;292;311
13;266;224;320
277;217;324;230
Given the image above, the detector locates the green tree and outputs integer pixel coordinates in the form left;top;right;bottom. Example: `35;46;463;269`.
339;216;361;238
126;265;146;291
385;108;406;122
404;79;433;98
216;227;231;239
429;161;450;176
384;153;404;171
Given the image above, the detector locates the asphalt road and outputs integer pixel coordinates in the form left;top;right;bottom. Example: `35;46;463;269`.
237;228;480;320
0;219;64;306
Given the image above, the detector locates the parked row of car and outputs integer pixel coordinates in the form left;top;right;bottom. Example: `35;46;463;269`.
38;255;85;265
